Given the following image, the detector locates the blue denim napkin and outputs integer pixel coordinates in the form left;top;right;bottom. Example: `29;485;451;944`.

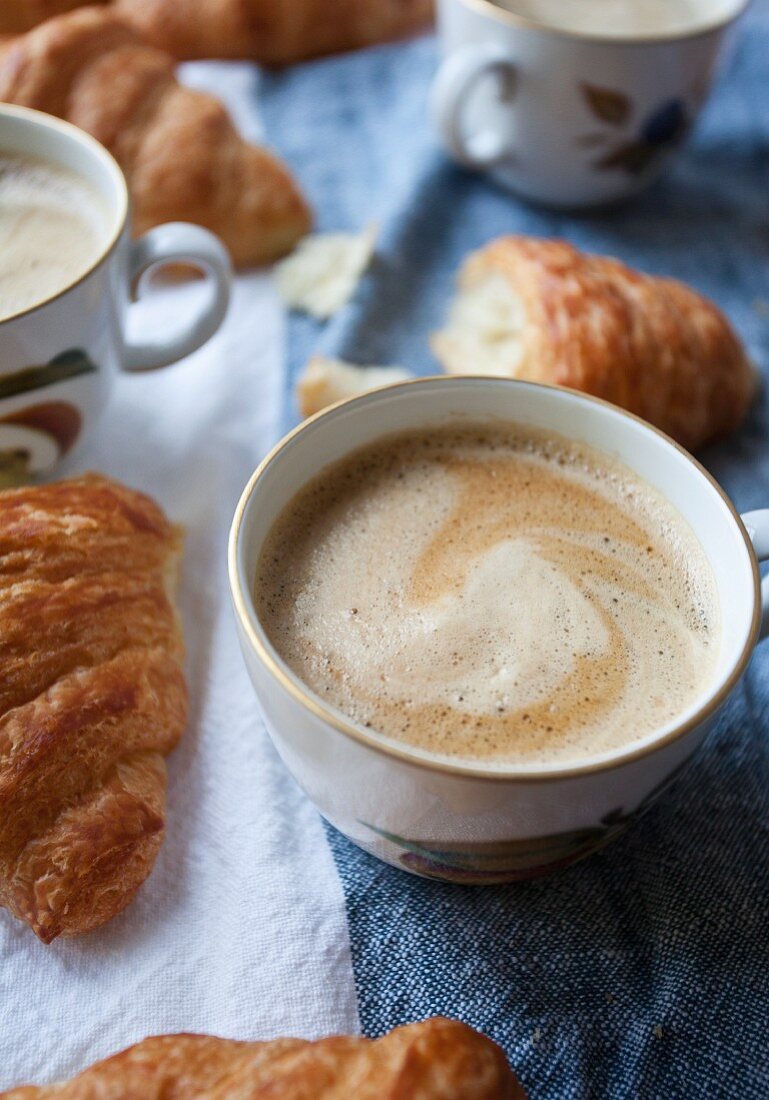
260;7;769;1095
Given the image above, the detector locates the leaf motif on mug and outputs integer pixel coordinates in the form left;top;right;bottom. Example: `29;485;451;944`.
592;141;659;175
640;99;688;147
0;348;97;400
581;83;632;126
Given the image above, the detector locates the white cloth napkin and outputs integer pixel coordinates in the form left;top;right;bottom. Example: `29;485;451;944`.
0;65;359;1088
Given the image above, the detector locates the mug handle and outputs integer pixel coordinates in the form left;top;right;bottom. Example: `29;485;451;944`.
121;222;233;372
430;44;517;169
742;510;769;640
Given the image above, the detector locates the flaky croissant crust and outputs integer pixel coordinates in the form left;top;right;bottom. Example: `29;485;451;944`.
0;1018;526;1098
0;474;186;942
433;236;755;451
0;0;434;62
114;0;434;64
0;0;96;34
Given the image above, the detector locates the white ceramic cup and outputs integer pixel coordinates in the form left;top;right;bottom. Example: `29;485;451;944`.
229;377;769;884
0;104;232;480
430;0;750;207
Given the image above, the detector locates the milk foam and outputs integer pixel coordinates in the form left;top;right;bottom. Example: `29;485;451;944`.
497;0;735;36
257;426;720;766
0;152;109;322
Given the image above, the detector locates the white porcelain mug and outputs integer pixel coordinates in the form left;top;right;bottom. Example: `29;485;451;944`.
0;104;232;481
229;377;769;884
430;0;750;207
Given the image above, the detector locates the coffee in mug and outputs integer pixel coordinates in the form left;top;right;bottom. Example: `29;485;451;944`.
0;152;109;322
494;0;736;37
257;424;720;768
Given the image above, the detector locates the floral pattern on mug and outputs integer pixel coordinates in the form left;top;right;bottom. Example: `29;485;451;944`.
0;347;97;401
0;348;95;485
578;83;690;176
360;759;691;884
361;813;629;884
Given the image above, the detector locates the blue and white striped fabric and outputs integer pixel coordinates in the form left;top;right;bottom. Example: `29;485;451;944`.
261;6;769;1096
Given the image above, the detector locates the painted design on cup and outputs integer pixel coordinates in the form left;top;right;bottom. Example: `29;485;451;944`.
361;813;628;883
0;400;83;486
0;348;94;485
360;760;690;883
578;83;689;176
0;347;97;400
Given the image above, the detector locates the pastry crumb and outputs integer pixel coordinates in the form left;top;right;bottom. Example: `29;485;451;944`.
295;356;412;417
276;224;377;319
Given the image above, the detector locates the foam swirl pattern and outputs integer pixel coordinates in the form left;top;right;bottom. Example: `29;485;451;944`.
257;426;719;766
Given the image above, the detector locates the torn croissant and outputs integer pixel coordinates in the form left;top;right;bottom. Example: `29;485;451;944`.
0;8;311;266
0;1018;526;1098
432;236;755;451
0;474;186;943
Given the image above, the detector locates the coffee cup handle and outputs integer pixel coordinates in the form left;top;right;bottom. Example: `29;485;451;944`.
120;222;233;372
430;44;517;169
742;510;769;640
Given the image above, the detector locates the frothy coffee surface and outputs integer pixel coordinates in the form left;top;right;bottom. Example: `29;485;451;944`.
0;152;109;322
257;425;720;767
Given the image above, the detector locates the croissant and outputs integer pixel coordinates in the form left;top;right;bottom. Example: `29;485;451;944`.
0;0;96;33
0;8;311;266
431;236;755;452
0;0;434;63
0;474;186;943
113;0;434;65
0;1018;526;1098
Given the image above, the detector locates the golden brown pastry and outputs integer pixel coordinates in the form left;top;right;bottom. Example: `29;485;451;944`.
0;473;186;943
432;236;755;452
113;0;434;65
0;0;96;34
0;1018;526;1098
0;8;311;266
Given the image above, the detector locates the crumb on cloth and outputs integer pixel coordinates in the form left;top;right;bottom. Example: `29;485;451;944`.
276;225;377;319
295;356;413;417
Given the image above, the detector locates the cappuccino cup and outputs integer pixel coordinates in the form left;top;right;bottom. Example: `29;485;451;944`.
229;377;769;883
0;104;232;482
430;0;750;207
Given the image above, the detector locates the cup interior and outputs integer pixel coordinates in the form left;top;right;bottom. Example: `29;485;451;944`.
0;104;126;272
233;378;758;776
480;0;749;41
